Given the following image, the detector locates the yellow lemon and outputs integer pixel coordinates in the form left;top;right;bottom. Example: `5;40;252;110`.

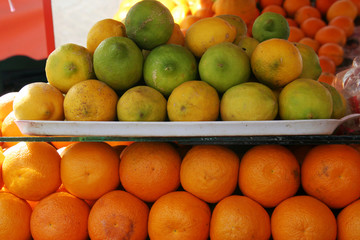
13;82;64;120
251;38;303;88
86;18;127;54
45;43;95;93
167;80;220;121
185;17;236;58
64;79;118;121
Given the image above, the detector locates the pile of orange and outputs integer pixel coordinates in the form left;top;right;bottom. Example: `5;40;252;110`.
1;141;360;239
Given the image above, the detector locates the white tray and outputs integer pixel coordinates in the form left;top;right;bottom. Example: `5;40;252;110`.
14;114;360;137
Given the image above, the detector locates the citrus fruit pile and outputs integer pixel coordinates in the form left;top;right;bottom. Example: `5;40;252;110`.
1;0;356;126
1;141;360;239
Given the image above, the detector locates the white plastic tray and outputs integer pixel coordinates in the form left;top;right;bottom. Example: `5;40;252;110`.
14;114;360;137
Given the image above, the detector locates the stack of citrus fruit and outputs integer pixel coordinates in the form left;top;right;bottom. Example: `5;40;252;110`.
0;1;359;238
0;141;360;239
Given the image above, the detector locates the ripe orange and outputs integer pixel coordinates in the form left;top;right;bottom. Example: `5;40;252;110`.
271;195;337;240
261;4;287;17
287;26;305;42
1;111;30;148
318;55;337;74
318;42;345;66
210;195;271;240
0;92;17;123
294;5;321;25
298;37;320;52
286;17;298;27
337;199;360;239
318;71;336;85
351;0;360;13
180;145;240;203
329;15;355;37
60;142;120;200
300;17;326;38
0;150;4;189
193;7;214;18
166;23;185;46
315;0;337;15
119;142;181;202
179;15;202;35
259;0;283;9
148;191;211;240
30;192;90;240
314;25;347;46
283;0;311;17
238;145;300;208
2;142;61;201
0;192;32;239
326;0;358;22
301;144;360;209
88;190;149;240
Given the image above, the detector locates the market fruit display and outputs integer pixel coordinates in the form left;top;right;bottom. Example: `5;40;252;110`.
10;0;356;123
1;0;360;239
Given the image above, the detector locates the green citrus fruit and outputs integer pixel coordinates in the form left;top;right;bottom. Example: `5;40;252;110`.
143;44;198;96
199;42;250;94
93;36;143;91
125;0;174;50
117;85;167;121
220;82;278;121
279;78;333;120
251;12;290;42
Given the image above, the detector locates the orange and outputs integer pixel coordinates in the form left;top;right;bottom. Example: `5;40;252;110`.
166;23;185;46
60;142;120;200
315;25;347;46
30;192;90;240
238;145;300;208
318;55;337;74
294;5;321;25
0;92;17;123
184;16;236;57
318;71;336;85
251;38;303;88
337;199;360;239
86;18;127;54
0;150;4;189
88;190;149;240
327;0;358;22
318;42;345;66
287;26;305;42
261;4;287;17
329;15;355;37
351;0;360;13
180;145;240;203
271;195;337;240
148;191;211;240
315;0;337;15
2;142;61;201
210;195;271;240
259;0;283;9
286;17;298;27
300;17;326;38
119;142;181;202
283;0;311;17
298;37;320;52
193;7;215;18
301;144;360;209
179;15;202;35
64;79;118;121
1;111;31;148
0;192;32;240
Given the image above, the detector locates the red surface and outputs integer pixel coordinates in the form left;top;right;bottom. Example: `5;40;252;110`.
0;0;54;60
